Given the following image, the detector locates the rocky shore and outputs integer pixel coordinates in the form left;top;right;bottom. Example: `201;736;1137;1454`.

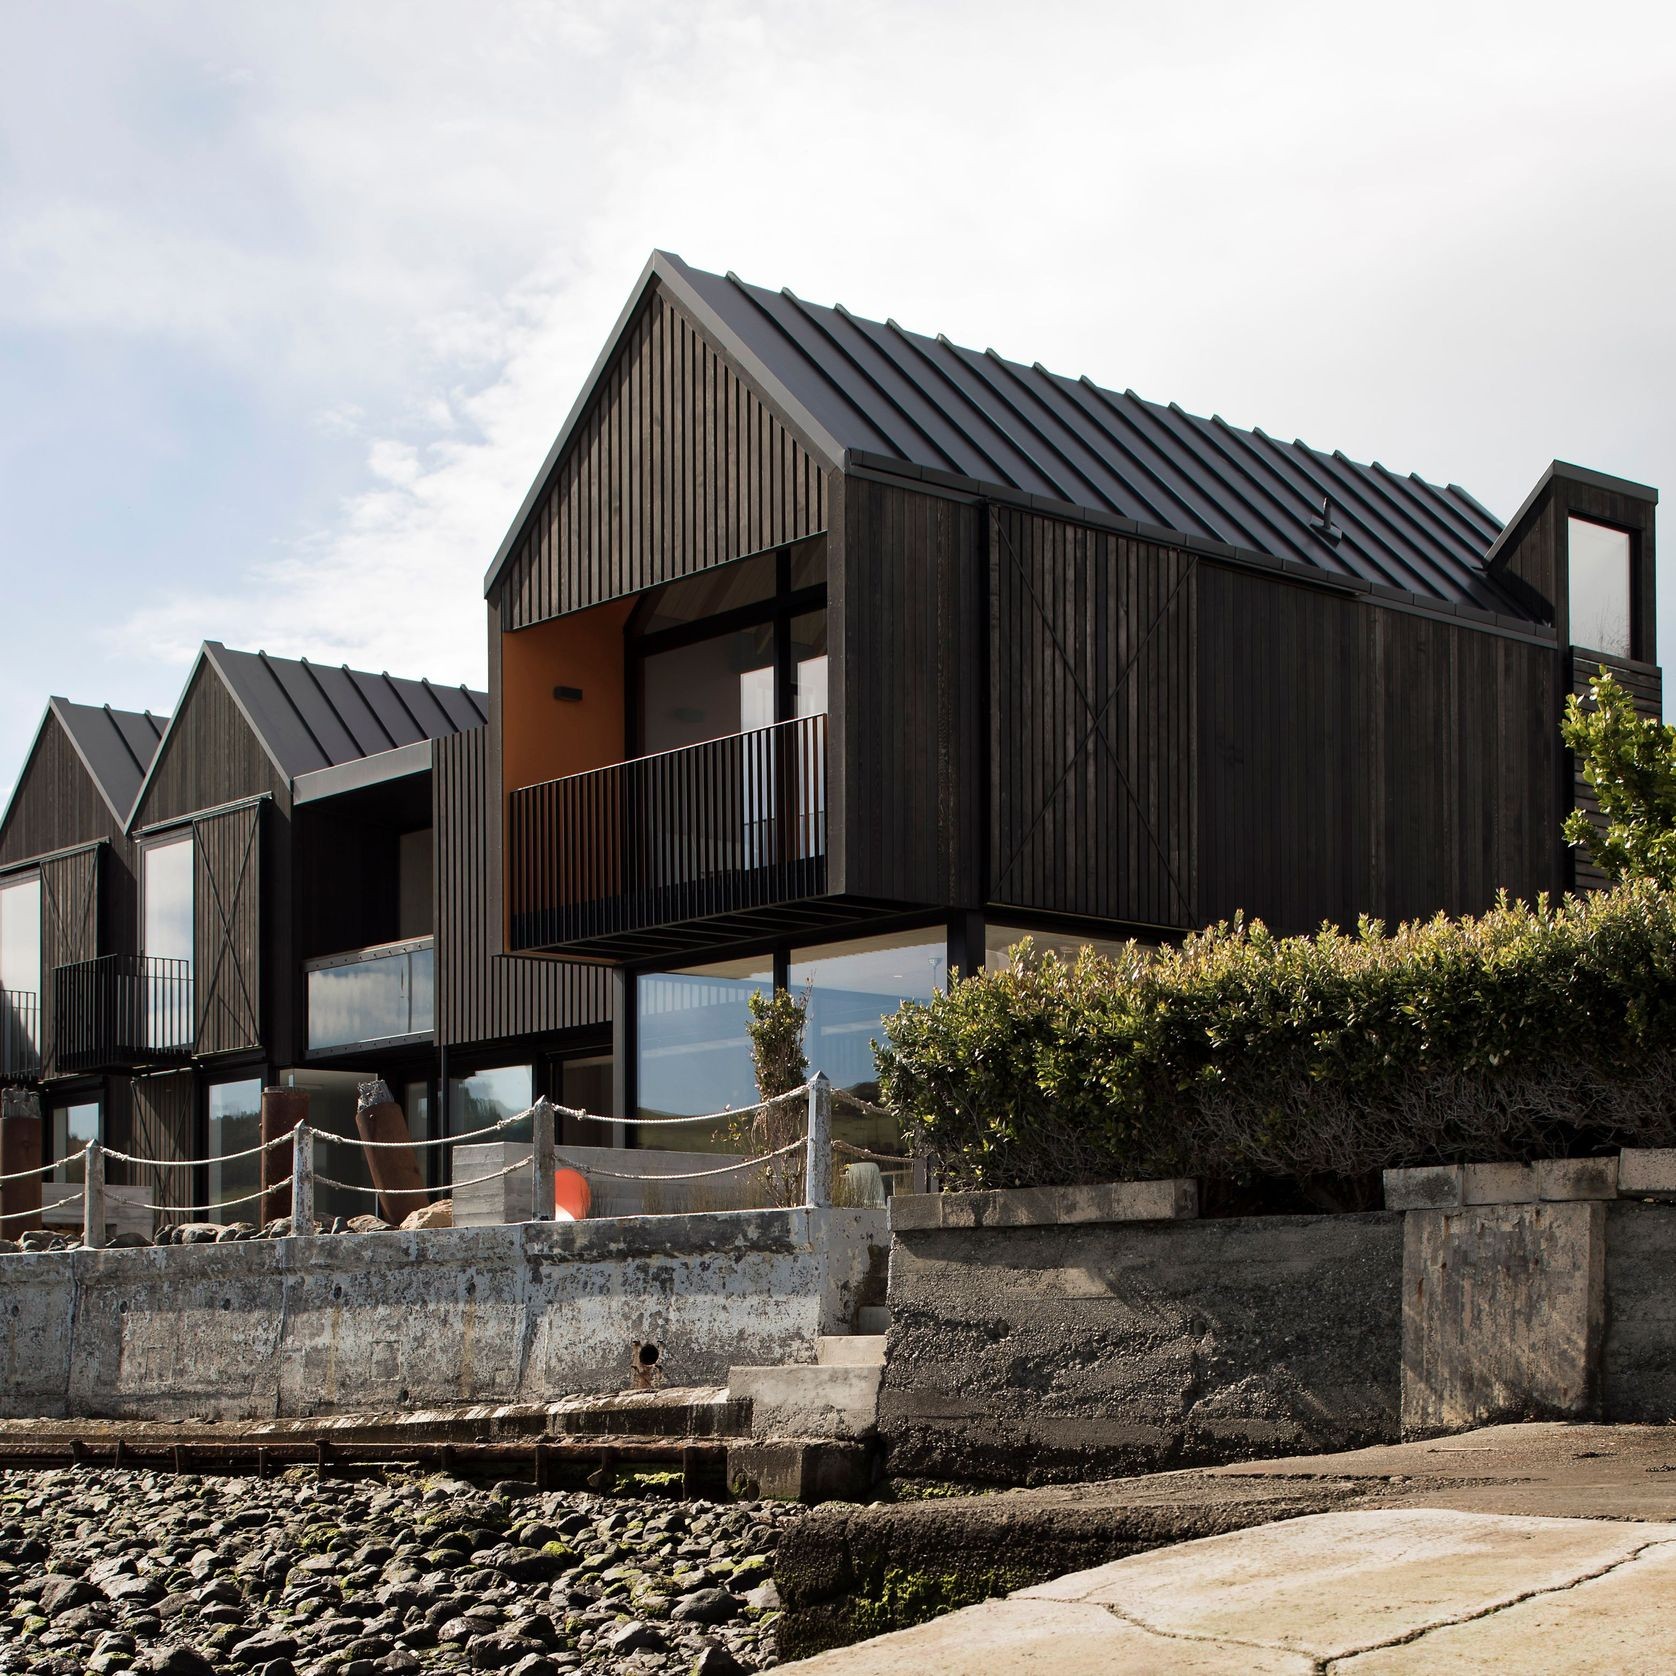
0;1466;801;1674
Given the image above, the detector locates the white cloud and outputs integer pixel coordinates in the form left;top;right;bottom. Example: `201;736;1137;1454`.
4;0;1676;805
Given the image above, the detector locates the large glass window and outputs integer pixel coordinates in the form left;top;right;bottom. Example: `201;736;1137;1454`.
985;922;1140;974
631;544;826;760
306;940;434;1052
1569;517;1633;659
789;931;947;1099
278;1067;386;1223
0;874;41;1058
636;957;772;1125
207;1077;263;1219
449;1063;535;1144
639;624;776;755
51;1100;100;1184
143;836;194;1051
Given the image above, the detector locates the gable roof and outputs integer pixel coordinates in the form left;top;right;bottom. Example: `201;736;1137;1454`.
127;642;489;828
0;700;168;858
52;700;168;824
487;251;1522;618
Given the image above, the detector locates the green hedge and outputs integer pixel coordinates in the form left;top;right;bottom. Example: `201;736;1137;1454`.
874;882;1676;1192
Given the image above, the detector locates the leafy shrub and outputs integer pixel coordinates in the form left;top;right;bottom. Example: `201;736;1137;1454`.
1562;667;1676;886
875;882;1676;1192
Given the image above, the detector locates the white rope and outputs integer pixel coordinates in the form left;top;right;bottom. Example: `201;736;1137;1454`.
104;1136;287;1169
552;1136;807;1182
311;1109;535;1150
0;1195;81;1226
141;1184;274;1217
832;1089;896;1123
312;1174;391;1196
833;1140;911;1165
0;1156;64;1185
447;1157;539;1191
562;1085;810;1128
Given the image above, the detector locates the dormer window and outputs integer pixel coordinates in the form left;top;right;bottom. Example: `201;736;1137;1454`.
1568;517;1634;659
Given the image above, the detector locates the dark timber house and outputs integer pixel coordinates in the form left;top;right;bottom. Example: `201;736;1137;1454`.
0;644;611;1226
483;251;1661;1128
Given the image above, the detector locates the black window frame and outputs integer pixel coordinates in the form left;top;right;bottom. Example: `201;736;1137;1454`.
1566;513;1641;663
626;547;826;758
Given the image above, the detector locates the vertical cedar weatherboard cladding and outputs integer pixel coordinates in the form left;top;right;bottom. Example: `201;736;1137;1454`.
435;728;610;1048
37;846;100;1079
989;507;1197;930
129;1069;194;1216
0;716;115;868
1197;567;1361;933
192;804;263;1056
1197;564;1558;933
496;285;828;628
837;480;982;908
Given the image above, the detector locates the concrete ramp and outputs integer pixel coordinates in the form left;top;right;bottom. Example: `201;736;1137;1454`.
779;1508;1676;1672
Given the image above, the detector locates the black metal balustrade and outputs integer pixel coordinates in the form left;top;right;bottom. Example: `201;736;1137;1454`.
509;713;828;957
0;991;40;1082
53;956;195;1074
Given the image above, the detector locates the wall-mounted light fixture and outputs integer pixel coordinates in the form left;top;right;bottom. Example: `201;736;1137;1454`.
553;685;584;703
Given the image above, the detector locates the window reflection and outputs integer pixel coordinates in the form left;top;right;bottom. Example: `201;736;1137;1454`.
207;1078;263;1218
789;932;946;1100
639;625;776;755
0;875;41;1058
306;941;434;1051
51;1101;100;1184
985;923;1141;973
448;1064;535;1144
636;958;771;1130
1568;517;1633;658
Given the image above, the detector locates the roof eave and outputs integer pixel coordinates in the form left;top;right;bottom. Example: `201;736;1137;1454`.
481;250;850;602
1485;459;1660;570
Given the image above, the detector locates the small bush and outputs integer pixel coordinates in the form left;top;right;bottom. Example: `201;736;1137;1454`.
875;882;1676;1192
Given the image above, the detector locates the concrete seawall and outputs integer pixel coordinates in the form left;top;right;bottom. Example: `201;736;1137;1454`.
0;1207;887;1421
880;1207;1403;1485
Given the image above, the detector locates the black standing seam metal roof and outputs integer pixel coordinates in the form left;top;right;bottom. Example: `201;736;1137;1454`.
124;643;488;828
484;252;1528;618
208;645;488;780
51;700;169;823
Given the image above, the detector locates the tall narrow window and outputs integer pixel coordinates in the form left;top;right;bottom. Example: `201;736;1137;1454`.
142;836;194;1051
0;875;41;1059
1568;517;1634;659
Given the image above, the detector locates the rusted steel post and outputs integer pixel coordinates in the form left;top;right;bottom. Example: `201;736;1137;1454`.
0;1087;43;1237
355;1078;426;1225
260;1086;308;1226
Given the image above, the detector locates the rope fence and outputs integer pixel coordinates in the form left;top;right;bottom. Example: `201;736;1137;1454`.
0;1072;925;1249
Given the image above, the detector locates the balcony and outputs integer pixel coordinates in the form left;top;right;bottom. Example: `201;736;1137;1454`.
305;937;435;1055
509;713;832;960
0;991;40;1082
53;956;194;1074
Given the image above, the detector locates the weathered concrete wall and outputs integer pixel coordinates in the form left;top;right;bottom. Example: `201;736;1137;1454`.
880;1211;1403;1485
0;1207;886;1422
1603;1202;1676;1422
1401;1202;1606;1435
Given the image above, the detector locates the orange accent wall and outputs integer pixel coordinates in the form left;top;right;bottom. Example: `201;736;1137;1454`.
502;599;633;792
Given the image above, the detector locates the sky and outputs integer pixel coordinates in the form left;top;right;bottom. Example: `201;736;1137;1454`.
3;0;1675;799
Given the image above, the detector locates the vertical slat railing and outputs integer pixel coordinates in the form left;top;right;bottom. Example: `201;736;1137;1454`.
507;713;829;950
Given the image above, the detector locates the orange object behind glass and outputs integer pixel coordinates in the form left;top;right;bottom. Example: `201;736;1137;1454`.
553;1168;592;1221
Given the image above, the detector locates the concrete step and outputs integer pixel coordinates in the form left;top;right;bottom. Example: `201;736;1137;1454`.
855;1305;891;1335
817;1334;886;1367
728;1360;883;1441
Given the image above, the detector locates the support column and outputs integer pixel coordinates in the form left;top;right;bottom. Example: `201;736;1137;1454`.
259;1086;308;1227
0;1088;43;1237
355;1078;427;1225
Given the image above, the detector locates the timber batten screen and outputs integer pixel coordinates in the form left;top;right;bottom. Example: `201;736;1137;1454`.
497;287;828;629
